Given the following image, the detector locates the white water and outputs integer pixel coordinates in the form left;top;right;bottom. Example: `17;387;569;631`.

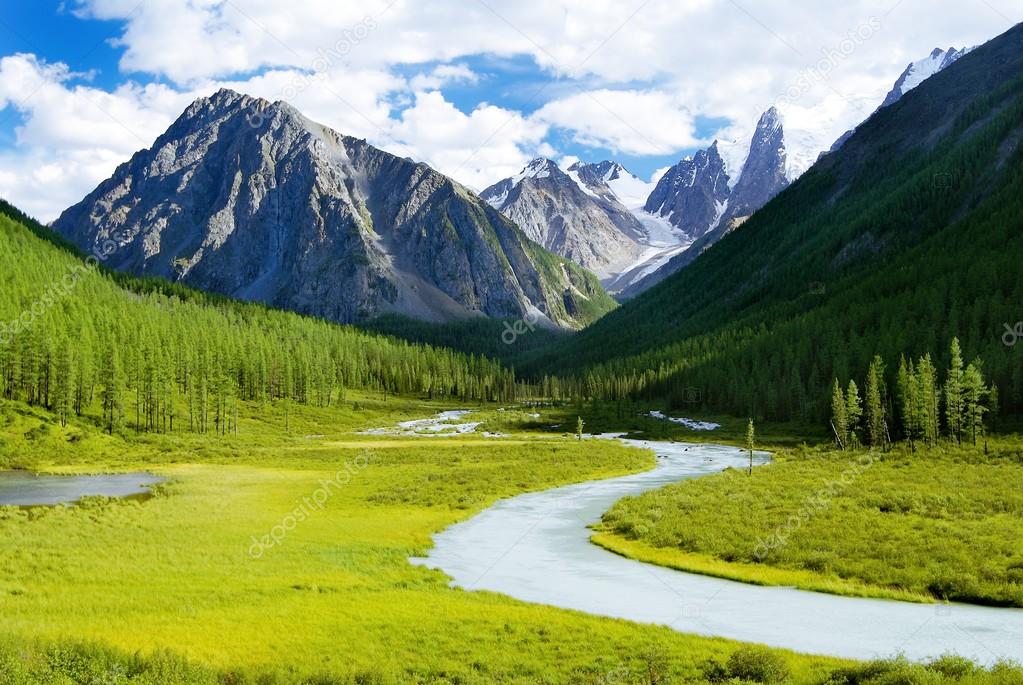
412;438;1023;664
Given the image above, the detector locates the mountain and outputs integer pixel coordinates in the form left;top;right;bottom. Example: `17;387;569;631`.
52;90;615;329
643;142;730;239
623;107;790;297
0;199;517;414
829;47;967;153
880;46;966;107
566;160;652;210
526;23;1023;420
479;158;646;277
724;107;790;221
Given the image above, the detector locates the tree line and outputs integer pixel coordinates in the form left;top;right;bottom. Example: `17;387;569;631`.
0;210;518;436
830;338;995;450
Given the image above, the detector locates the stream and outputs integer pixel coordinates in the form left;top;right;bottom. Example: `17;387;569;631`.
411;437;1023;664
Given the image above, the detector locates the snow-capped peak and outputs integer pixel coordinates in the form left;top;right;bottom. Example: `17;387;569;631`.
881;46;967;107
514;157;556;183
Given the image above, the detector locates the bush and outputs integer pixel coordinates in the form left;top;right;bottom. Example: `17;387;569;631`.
926;655;978;680
726;646;791;683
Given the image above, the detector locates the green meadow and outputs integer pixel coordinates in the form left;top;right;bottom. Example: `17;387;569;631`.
1;394;841;684
598;441;1023;607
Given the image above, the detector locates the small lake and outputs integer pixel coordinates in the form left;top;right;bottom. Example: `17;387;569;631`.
0;471;163;506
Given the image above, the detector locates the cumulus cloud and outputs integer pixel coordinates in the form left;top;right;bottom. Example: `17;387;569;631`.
0;1;1018;217
533;89;703;156
390;91;549;191
409;64;479;91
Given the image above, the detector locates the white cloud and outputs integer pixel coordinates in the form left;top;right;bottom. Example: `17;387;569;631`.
0;54;197;220
532;89;703;156
389;91;548;191
0;1;1019;218
409;63;479;91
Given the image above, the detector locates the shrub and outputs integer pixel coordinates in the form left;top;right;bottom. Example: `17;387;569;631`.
726;646;791;683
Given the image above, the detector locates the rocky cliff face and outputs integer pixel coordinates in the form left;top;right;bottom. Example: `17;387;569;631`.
644;142;730;239
53;90;615;328
480;158;644;278
723;107;790;222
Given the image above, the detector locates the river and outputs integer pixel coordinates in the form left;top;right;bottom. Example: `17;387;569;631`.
411;437;1023;664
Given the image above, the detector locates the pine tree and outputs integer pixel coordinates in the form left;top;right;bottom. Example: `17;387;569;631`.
845;380;862;446
99;343;124;435
916;354;939;446
53;336;74;428
864;356;885;448
576;416;584;441
830;378;847;448
896;356;918;449
746;418;755;476
961;360;988;446
944;337;965;443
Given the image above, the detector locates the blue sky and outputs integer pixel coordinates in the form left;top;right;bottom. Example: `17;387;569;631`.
0;4;706;181
0;0;1018;219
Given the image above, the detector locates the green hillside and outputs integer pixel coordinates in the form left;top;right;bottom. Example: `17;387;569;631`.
527;23;1023;422
0;201;518;437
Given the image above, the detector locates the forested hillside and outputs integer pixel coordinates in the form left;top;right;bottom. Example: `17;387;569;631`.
526;23;1023;422
0;202;517;436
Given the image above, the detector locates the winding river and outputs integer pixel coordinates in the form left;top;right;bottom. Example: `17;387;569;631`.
411;438;1023;664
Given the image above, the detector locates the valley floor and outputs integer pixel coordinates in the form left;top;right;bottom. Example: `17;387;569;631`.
2;396;1022;684
0;395;842;684
597;440;1023;607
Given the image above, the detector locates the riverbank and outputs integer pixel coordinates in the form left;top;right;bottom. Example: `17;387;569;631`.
1;397;847;683
599;441;1023;607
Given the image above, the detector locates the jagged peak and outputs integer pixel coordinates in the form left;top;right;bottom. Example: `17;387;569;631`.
757;106;784;132
514;157;559;182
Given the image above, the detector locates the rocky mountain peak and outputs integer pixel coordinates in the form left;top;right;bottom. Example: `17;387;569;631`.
52;91;615;329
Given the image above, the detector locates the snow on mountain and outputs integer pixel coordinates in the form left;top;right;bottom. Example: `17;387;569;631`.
480;158;646;277
829;46;968;154
882;47;966;107
567;160;683;249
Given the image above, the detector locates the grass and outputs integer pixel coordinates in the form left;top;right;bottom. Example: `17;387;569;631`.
589;535;932;603
0;394;857;684
524;400;826;448
598;441;1023;606
3;395;1023;682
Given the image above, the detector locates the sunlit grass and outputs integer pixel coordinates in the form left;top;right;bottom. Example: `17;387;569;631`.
0;395;851;683
599;441;1023;606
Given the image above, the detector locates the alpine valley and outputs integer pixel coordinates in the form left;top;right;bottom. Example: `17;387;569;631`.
2;7;1023;685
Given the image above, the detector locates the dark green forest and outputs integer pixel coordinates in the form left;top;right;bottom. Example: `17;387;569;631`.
0;203;518;436
521;26;1023;424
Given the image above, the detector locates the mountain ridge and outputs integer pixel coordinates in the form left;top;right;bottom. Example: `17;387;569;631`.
52;89;616;330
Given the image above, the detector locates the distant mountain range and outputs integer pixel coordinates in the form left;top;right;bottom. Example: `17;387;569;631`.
52;90;616;329
481;45;970;300
48;44;975;331
526;24;1023;420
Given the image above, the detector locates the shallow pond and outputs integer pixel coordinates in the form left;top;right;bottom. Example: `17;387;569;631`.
0;471;163;506
412;437;1023;664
